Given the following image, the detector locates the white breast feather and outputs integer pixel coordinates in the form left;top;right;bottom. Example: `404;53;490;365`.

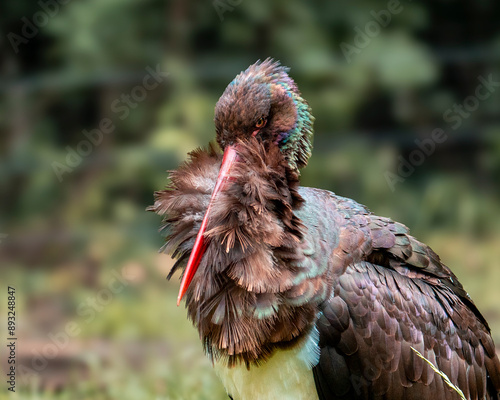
214;327;321;400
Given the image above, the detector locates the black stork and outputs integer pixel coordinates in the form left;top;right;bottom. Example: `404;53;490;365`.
149;59;500;400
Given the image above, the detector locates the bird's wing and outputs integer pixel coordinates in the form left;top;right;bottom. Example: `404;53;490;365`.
296;189;500;400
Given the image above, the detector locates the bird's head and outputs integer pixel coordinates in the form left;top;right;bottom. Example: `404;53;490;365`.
176;59;313;305
215;58;314;171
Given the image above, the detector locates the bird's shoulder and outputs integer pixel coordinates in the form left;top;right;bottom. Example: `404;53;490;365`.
297;186;477;317
297;188;500;400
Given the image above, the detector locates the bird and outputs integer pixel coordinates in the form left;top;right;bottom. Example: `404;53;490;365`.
148;59;500;400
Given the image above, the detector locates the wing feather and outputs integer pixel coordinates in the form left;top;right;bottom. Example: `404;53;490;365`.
303;190;500;400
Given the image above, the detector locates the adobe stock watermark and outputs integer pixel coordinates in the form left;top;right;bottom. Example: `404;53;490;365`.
51;64;168;183
443;74;499;129
0;233;7;244
385;74;500;191
17;269;129;385
340;0;407;64
7;0;74;54
213;0;243;21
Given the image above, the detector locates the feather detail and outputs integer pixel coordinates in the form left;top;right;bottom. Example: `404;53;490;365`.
149;139;321;365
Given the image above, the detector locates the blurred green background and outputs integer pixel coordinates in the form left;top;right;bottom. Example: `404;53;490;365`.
1;0;500;399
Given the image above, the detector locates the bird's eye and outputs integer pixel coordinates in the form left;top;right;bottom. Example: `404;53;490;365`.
255;117;267;129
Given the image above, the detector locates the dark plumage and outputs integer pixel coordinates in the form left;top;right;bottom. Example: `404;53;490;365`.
149;59;500;400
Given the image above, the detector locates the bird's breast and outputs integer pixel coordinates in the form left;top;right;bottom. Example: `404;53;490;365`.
213;327;321;400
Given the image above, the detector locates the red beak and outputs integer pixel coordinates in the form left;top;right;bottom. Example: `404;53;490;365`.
177;145;238;306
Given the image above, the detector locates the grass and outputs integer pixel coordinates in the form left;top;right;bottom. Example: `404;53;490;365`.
411;347;467;400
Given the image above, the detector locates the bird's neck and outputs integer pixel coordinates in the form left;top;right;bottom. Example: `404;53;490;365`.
186;141;314;366
153;140;317;366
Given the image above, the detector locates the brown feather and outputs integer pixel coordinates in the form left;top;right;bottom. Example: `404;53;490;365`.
149;130;500;399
